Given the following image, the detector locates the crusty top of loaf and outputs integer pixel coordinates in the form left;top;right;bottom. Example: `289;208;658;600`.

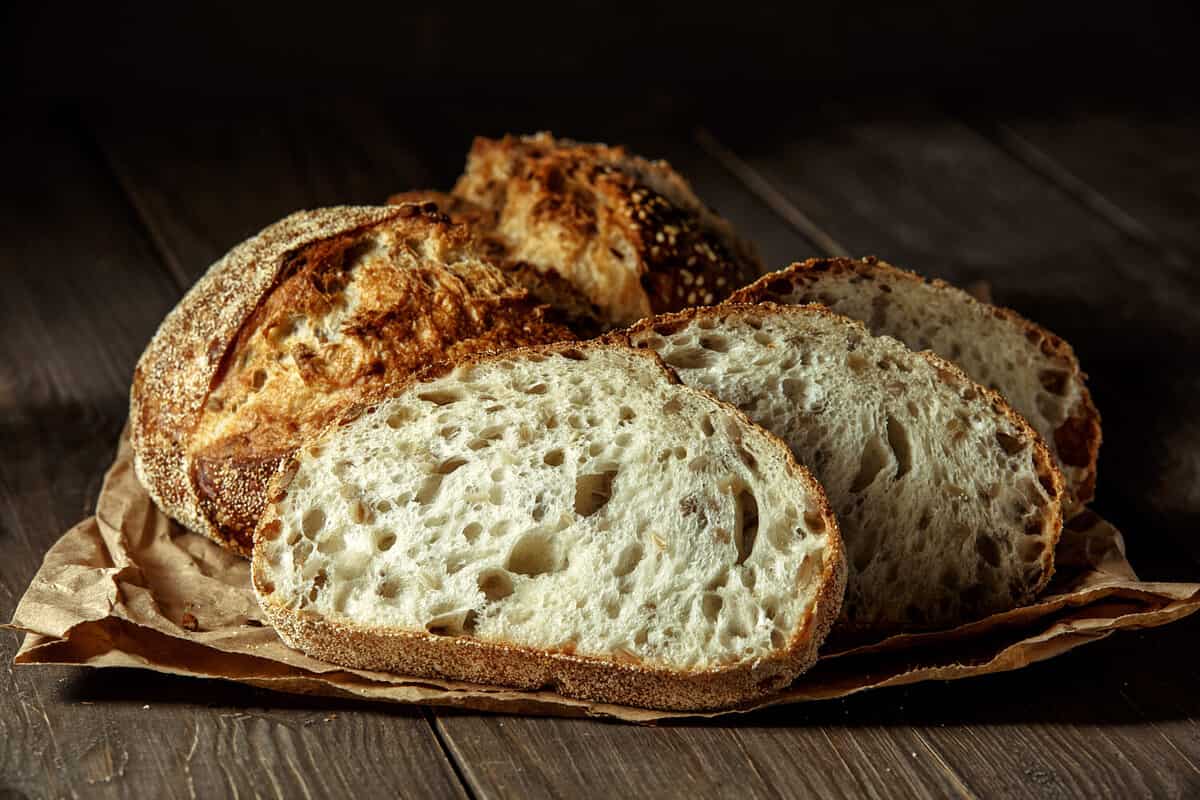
440;132;764;325
131;205;578;555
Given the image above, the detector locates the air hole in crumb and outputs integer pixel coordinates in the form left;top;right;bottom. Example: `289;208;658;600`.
886;415;912;479
634;628;648;646
436;458;467;476
251;369;267;390
418;389;463;406
543;449;564;466
589;442;604;457
699;335;730;353
559;348;586;361
846;352;868;373
689;455;709;472
1018;538;1044;562
415;475;445;505
850;436;889;492
376;579;400;599
733;485;759;565
478;569;514;601
662;348;712;370
613;542;644;577
615;432;633;448
976;535;1002;568
662;397;683;415
702;593;723;622
317;534;344;555
462;522;483;542
302;508;326;538
753;330;773;346
524;383;549;395
507;534;558;576
574;468;618;517
700;415;716;437
803;509;826;534
619;406;636;422
996;431;1024;455
376;531;397;551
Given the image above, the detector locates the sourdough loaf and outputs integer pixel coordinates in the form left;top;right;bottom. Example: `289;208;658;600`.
252;342;844;710
131;204;582;556
624;304;1065;634
390;133;764;326
729;257;1101;508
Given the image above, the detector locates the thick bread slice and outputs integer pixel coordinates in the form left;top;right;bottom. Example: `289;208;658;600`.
131;204;579;557
390;133;764;326
252;343;844;711
623;305;1064;634
729;257;1101;508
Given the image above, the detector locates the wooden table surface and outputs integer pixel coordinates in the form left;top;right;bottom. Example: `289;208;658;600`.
3;100;1199;799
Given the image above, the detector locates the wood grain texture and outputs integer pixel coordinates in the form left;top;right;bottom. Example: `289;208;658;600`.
0;113;465;800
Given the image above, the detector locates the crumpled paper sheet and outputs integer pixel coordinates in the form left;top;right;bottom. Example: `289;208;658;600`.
7;430;1200;723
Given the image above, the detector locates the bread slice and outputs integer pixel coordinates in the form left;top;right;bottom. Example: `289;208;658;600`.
729;257;1100;508
252;343;844;710
390;133;764;326
623;305;1064;634
131;204;584;557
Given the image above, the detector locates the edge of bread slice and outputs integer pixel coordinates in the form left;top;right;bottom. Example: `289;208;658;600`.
252;342;845;711
729;257;1100;508
622;304;1064;635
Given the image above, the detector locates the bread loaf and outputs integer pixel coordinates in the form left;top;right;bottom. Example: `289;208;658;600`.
391;133;764;326
252;342;844;710
131;204;582;556
729;257;1101;507
624;304;1064;634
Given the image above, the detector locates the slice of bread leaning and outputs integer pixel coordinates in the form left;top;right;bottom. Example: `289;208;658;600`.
252;342;845;711
730;257;1100;508
623;305;1065;635
131;204;587;557
391;133;765;326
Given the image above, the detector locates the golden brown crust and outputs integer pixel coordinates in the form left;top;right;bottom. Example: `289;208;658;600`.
252;341;846;711
621;302;1064;629
132;205;580;557
387;190;605;336
729;257;1101;508
439;133;763;326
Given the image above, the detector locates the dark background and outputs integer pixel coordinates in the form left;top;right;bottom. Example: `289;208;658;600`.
5;3;1198;107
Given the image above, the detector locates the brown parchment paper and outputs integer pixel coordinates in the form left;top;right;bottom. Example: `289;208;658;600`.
7;429;1200;723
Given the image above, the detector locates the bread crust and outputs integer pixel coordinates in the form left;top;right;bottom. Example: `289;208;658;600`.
729;257;1101;507
131;205;579;557
252;341;846;711
398;133;764;326
620;302;1065;630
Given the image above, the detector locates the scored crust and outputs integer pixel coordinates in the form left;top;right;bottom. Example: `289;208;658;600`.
251;341;846;711
391;133;765;326
131;204;581;557
729;257;1101;507
618;302;1065;631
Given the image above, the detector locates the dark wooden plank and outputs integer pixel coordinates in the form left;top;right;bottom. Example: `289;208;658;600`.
93;102;977;799
979;108;1200;269
0;112;465;800
702;106;1200;797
